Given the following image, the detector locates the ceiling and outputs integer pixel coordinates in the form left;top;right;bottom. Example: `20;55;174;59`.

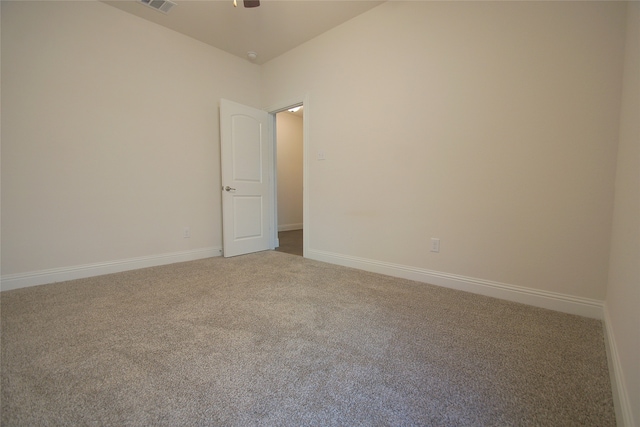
284;105;303;117
103;0;385;64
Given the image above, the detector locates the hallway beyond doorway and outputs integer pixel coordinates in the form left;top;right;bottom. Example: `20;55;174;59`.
275;230;303;256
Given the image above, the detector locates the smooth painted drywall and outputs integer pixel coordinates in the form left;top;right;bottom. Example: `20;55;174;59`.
276;112;303;230
261;1;626;301
1;1;261;275
606;2;640;425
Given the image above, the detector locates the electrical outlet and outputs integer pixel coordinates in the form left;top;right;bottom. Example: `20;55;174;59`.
430;238;440;253
183;227;190;238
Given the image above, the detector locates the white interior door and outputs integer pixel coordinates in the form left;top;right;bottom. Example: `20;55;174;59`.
220;99;272;257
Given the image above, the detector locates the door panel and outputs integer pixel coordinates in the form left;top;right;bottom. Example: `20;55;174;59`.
220;99;272;257
233;196;263;239
232;115;262;182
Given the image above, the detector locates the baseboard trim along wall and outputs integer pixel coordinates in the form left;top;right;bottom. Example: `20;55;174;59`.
603;304;634;427
307;249;604;319
0;247;222;292
4;247;605;319
278;223;303;232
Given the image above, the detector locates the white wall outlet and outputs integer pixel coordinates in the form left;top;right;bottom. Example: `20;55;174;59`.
317;150;326;160
183;227;190;238
431;238;440;253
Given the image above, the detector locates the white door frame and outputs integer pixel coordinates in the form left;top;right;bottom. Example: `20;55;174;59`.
267;94;310;257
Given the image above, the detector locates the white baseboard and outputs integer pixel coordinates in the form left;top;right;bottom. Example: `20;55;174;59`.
278;223;303;232
0;247;222;292
307;249;604;319
603;304;635;427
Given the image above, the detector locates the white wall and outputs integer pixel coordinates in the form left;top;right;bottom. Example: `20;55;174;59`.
1;1;261;283
605;2;640;425
276;112;303;231
262;1;626;304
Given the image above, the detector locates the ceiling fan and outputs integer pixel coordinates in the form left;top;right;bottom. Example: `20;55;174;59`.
234;0;260;7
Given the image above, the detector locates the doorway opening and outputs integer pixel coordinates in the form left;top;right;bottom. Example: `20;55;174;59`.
274;104;303;256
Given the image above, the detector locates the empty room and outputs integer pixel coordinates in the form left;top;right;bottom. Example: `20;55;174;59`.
1;1;638;425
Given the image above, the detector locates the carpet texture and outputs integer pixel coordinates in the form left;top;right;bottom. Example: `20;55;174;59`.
1;251;615;426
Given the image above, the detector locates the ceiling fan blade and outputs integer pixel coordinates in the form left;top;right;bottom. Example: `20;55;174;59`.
243;0;260;7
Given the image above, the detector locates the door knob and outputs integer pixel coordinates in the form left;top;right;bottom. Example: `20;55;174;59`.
224;186;236;192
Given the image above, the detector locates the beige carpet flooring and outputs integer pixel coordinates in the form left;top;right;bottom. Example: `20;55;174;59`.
1;251;615;426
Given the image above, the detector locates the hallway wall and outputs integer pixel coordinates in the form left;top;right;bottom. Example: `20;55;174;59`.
276;111;304;231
